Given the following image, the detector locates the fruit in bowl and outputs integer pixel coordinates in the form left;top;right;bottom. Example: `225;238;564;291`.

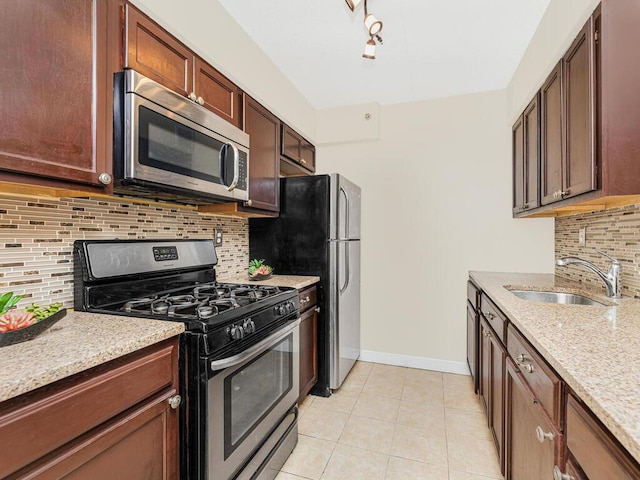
248;259;273;280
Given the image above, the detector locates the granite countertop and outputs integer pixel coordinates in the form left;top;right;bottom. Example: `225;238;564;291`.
0;311;184;403
470;271;640;464
219;274;320;291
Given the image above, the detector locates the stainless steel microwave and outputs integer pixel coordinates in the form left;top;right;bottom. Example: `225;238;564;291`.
113;70;249;204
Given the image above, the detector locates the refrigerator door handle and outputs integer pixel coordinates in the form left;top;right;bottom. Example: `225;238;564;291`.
340;241;350;294
339;186;350;240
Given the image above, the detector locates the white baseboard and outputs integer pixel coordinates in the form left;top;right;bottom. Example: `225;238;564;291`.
359;349;470;375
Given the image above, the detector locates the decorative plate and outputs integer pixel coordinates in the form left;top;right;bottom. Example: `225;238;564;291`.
248;273;273;281
0;308;67;347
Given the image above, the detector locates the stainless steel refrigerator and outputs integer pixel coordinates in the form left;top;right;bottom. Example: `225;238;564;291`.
249;173;361;395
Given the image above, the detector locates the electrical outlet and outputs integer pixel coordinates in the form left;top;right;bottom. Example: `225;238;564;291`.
214;229;223;246
578;227;586;246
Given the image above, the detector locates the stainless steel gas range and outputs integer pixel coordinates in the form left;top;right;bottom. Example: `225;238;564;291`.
73;239;300;480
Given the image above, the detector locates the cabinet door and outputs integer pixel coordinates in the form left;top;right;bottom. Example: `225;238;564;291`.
541;62;564;205
282;125;302;161
243;95;280;212
194;58;243;129
479;320;491;416
20;392;179;479
467;303;478;393
505;359;561;480
488;327;505;472
523;94;541;211
0;0;110;190
300;140;316;172
563;19;596;199
512;114;525;215
124;4;193;97
299;306;318;402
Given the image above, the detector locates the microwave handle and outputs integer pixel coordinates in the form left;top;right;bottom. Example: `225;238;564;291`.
226;142;240;191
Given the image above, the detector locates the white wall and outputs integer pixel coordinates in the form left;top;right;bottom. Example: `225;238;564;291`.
129;0;317;141
317;90;554;370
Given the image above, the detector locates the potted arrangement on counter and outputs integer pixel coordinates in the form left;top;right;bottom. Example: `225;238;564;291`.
248;259;273;281
0;292;65;347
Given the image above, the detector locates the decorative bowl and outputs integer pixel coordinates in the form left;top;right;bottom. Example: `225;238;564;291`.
248;273;273;281
0;308;66;347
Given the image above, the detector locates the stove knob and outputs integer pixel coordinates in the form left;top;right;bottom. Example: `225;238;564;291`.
243;319;256;334
229;324;244;340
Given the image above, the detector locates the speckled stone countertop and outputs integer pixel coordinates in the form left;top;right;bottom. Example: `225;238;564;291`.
218;274;320;290
469;271;640;464
0;311;184;403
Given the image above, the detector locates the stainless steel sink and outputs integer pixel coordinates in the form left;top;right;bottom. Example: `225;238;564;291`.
509;290;605;306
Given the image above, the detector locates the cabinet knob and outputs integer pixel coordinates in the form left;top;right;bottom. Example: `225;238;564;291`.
483;311;495;320
98;172;112;185
300;295;311;304
197;96;204;106
535;426;554;443
188;92;197;102
559;190;569;198
245;199;253;207
553;465;575;480
300;158;307;165
483;331;491;338
168;394;182;410
315;307;321;313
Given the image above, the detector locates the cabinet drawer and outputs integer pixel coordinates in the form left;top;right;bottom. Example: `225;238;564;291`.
480;294;506;341
299;285;317;313
0;340;177;478
507;325;561;426
566;394;640;479
467;280;480;310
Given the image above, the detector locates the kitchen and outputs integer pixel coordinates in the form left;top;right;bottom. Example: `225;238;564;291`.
1;0;640;479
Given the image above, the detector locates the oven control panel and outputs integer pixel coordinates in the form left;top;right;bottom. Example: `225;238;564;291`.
153;246;179;261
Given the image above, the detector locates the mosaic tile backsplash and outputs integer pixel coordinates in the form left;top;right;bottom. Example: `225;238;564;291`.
555;203;640;298
0;194;249;309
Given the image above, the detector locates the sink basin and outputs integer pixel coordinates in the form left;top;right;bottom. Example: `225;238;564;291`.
509;290;605;306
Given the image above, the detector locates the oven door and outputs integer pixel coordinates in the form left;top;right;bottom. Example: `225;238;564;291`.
207;318;300;480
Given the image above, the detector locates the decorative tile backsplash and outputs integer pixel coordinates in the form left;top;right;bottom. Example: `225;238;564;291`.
555;203;640;298
0;194;249;309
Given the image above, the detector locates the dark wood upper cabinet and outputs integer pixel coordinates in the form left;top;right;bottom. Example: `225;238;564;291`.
243;95;280;212
281;124;316;174
540;62;564;206
194;58;243;129
563;19;597;200
0;0;111;192
513;94;540;215
123;4;243;128
124;4;192;97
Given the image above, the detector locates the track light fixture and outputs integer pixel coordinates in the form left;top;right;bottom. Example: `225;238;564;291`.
346;0;383;59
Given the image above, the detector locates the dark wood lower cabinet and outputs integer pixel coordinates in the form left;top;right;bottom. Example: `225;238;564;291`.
298;285;318;402
466;303;478;392
505;359;561;480
480;317;505;472
0;338;179;479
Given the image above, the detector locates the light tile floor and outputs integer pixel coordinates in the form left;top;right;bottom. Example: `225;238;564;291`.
276;362;504;480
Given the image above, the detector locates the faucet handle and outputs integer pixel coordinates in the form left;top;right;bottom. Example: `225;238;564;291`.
596;249;619;265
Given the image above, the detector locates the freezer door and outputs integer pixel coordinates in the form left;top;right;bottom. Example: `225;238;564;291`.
329;239;361;389
330;174;361;240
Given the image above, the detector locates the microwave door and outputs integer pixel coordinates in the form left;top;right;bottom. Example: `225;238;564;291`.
125;93;246;200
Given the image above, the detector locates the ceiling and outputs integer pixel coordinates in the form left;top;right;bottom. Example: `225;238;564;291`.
218;0;551;110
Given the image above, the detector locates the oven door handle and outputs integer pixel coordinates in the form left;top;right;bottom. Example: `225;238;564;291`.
210;318;301;372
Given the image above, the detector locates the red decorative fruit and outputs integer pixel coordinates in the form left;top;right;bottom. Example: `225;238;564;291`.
0;310;35;332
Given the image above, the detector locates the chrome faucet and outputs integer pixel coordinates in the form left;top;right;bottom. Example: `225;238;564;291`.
556;250;621;299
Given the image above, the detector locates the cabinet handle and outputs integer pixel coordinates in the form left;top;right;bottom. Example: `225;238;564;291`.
535;426;554;443
516;354;535;373
300;295;311;304
300;158;307;165
483;331;491;338
98;172;112;185
197;96;204;106
483;311;495;320
560;190;569;198
315;307;320;313
188;92;197;102
553;465;575;480
168;394;182;410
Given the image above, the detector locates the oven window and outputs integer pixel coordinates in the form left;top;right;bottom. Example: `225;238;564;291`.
138;106;224;183
224;334;293;458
